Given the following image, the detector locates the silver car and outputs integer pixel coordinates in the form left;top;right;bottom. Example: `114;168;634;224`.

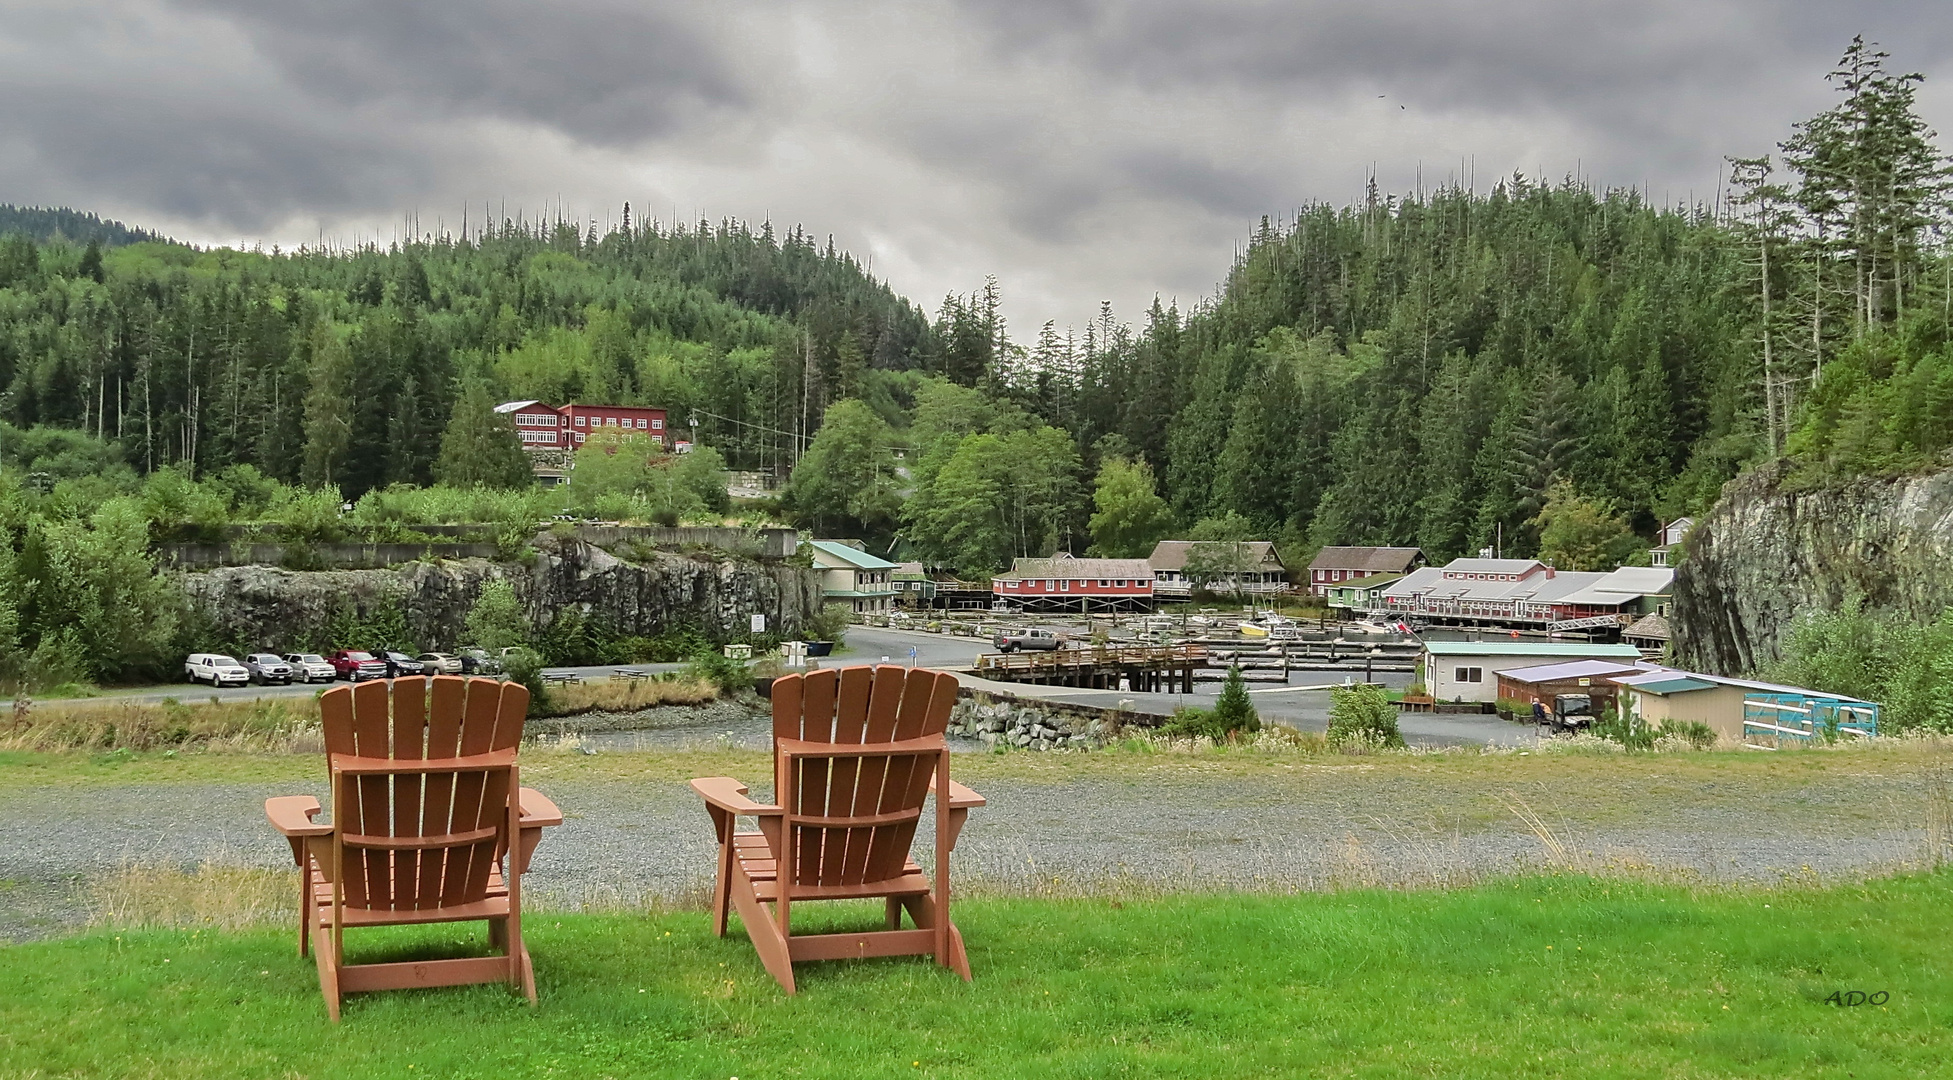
417;652;464;675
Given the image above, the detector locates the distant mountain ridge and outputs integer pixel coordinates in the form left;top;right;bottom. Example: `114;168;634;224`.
0;204;171;247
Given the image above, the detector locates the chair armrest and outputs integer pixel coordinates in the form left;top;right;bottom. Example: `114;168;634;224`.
689;776;783;816
265;796;331;837
929;776;986;810
518;787;563;828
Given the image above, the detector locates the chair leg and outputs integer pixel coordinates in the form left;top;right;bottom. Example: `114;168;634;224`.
729;871;795;994
517;945;538;1005
311;925;341;1023
711;844;733;938
902;894;973;981
489;917;508;952
298;877;311;957
885;896;904;930
947;921;973;982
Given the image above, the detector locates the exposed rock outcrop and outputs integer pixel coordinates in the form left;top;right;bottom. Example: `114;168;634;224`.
1672;461;1953;674
178;533;821;651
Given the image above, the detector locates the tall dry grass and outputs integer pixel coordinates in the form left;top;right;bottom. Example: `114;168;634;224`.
541;675;718;717
0;696;321;753
88;857;299;930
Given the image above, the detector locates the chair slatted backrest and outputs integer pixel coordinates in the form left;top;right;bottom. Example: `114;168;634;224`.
319;676;528;911
770;666;958;888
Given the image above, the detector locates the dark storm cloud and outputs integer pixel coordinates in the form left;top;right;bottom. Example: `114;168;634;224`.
184;0;752;146
4;1;1953;327
951;0;1953;189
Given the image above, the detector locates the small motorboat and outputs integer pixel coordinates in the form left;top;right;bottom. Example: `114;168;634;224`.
1238;622;1269;638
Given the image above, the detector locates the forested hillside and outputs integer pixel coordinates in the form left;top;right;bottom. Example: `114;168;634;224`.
786;37;1953;576
0;205;167;249
0;214;934;497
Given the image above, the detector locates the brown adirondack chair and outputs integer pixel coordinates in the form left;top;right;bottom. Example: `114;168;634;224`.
691;664;985;993
265;676;563;1021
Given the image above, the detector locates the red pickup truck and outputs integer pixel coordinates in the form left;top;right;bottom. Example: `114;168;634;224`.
329;649;388;681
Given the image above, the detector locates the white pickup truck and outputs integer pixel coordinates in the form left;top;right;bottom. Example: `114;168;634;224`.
184;653;251;687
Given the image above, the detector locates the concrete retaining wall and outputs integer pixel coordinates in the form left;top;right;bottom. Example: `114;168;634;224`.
160;542;500;570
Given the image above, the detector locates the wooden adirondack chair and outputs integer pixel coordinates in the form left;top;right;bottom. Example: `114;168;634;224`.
691;664;985;993
265;676;563;1021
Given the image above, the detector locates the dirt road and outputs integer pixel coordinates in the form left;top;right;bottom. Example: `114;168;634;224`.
3;746;1938;941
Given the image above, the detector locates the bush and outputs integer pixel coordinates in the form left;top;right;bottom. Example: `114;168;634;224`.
498;647;549;718
804;603;850;645
1766;605;1953;734
465;580;528;651
1495;697;1533;721
1162;666;1262;742
628;625;713;663
684;647;749;695
1161;705;1221;740
1327;683;1405;749
1658;718;1719;750
1590;701;1655;751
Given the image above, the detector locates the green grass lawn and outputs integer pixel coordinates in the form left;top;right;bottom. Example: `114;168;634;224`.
4;873;1949;1078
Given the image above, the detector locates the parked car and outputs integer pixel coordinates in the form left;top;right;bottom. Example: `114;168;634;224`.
283;653;338;683
329;650;387;681
375;650;426;677
417;652;464;675
992;628;1063;653
185;653;251;686
456;647;502;675
242;653;294;685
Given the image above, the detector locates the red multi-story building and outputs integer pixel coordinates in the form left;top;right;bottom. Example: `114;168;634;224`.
495;400;571;447
561;403;668;446
494;401;669;449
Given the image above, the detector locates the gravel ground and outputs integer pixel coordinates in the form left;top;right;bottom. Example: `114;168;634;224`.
1;747;1935;942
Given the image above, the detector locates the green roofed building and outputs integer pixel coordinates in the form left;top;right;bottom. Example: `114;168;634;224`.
810;539;898;614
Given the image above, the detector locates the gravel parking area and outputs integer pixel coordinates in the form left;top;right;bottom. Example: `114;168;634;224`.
2;746;1937;942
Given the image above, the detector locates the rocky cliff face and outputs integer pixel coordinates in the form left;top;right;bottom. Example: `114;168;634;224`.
179;534;822;652
1673;462;1953;674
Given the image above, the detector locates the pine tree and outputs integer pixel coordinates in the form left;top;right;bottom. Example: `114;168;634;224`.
434;378;534;489
1210;665;1261;737
300;324;354;489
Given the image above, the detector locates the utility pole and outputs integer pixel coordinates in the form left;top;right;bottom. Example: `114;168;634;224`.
800;330;814;461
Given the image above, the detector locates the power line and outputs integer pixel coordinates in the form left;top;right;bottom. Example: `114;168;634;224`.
690;407;917;453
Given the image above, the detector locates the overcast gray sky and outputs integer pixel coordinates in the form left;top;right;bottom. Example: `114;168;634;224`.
4;1;1952;333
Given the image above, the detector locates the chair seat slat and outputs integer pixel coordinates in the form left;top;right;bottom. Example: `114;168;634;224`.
775;734;945;758
332;750;518;774
791;808;921;829
342;825;500;850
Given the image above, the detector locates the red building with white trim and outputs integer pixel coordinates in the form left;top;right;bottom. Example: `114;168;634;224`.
495;401;669;450
495;400;571;447
561;403;668;447
991;553;1154;613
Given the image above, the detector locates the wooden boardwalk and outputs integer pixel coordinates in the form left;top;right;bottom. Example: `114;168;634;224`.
972;644;1205;692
